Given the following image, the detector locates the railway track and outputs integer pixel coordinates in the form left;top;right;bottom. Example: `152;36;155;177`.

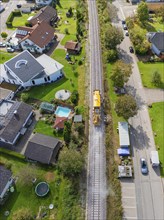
86;0;106;219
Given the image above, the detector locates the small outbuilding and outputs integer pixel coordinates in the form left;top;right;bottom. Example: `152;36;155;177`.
40;102;55;114
74;115;82;123
24;133;62;164
53;117;67;130
65;41;81;54
118;122;130;148
118;165;132;178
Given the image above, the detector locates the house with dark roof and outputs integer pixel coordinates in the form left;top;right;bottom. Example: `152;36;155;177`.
24;133;62;164
148;32;164;59
16;21;55;54
65;41;81;54
54;117;67;130
0;100;33;146
1;50;63;88
0;165;14;205
29;6;57;26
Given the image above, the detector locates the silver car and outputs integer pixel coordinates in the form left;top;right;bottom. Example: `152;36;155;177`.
140;158;148;174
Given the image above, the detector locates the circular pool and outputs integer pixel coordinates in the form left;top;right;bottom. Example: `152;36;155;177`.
35;182;49;197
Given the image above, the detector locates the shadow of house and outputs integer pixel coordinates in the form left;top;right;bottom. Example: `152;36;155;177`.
24;133;62;165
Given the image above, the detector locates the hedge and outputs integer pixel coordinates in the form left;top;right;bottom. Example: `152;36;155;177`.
6;10;21;28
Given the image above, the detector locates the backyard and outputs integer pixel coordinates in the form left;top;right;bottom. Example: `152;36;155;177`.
12;12;37;28
0;51;15;64
138;62;164;89
149;102;164;176
0;149;83;220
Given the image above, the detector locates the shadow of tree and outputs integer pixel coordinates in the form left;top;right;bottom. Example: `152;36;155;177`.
118;48;134;64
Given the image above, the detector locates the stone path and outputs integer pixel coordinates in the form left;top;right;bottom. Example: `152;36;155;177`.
144;88;164;104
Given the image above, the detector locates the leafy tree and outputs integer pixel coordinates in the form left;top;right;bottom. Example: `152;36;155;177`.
151;71;161;86
156;6;164;22
115;95;138;119
18;165;38;187
106;49;118;62
68;7;73;16
63;121;71;144
105;25;123;49
64;28;69;34
58;148;84;177
71;90;79;105
110;60;132;88
1;32;8;38
137;2;149;23
20;93;29;102
13;208;34;220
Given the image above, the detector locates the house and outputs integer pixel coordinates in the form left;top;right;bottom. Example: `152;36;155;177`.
0;165;14;205
118;122;130;148
0;100;33;146
74;115;82;123
53;117;67;130
40;102;55;113
148;32;164;59
24;133;62;164
65;41;81;54
35;0;53;7
29;6;57;26
16;21;55;53
1;50;63;88
0;87;14;100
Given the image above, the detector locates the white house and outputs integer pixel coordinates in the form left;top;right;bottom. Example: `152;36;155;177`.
1;50;64;88
35;0;52;6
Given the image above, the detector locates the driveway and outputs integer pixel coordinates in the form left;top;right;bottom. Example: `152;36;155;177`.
144;88;164;104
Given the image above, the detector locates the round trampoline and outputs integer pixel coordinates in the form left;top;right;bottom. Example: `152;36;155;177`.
35;182;49;197
55;90;71;101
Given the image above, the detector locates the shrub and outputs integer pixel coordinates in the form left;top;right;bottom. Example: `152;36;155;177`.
20;93;29;102
64;28;69;34
1;32;8;38
151;71;161;86
71;90;79;105
6;12;14;27
106;49;118;62
25;21;32;27
78;60;83;65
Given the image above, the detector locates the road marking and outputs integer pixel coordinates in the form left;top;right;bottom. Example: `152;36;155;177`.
124;206;136;209
122;196;136;199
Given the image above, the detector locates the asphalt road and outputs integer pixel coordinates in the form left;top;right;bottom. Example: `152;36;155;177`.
113;1;164;219
86;0;106;219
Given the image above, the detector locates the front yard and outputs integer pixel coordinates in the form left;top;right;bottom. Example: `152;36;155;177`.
148;102;164;176
138;62;164;89
0;149;83;220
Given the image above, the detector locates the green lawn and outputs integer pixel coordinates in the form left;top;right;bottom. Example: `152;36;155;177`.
138;62;164;89
0;149;83;220
149;102;164;176
0;51;15;64
60;34;77;46
34;120;63;140
12;12;37;28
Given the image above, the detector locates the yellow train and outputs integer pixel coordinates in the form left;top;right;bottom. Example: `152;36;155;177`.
93;90;101;125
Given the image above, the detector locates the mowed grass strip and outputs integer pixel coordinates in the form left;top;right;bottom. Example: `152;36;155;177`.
149;102;164;176
0;51;15;64
138;62;164;89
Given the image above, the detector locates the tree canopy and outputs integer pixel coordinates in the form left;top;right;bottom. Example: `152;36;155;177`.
58;148;84;177
115;95;138;119
137;2;149;23
110;60;132;88
105;25;123;50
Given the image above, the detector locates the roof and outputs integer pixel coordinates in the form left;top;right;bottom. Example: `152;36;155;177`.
93;90;101;108
40;102;54;112
54;117;67;129
151;151;159;164
24;133;61;164
4;50;44;83
74;115;82;122
65;41;78;50
118;165;132;178
20;21;55;48
117;148;130;156
0;166;12;197
0;101;33;143
36;54;64;75
0;88;13;100
118;122;130;147
151;32;164;52
15;26;33;39
29;6;57;25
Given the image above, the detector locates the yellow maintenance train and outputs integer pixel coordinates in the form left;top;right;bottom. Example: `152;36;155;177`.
93;90;101;125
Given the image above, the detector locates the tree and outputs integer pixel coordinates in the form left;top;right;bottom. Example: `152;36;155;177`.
105;25;123;50
115;95;138;119
63;121;71;144
64;28;69;34
13;208;33;220
110;60;132;88
71;90;79;105
156;6;164;22
106;49;118;62
58;148;84;177
20;93;29;102
137;2;149;23
151;71;161;86
1;32;8;38
18;165;38;187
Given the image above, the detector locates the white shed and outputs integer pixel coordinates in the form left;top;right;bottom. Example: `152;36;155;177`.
118;122;130;147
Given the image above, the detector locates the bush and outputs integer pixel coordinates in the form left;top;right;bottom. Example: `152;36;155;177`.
20;93;29;102
6;12;14;27
13;10;21;16
151;71;161;86
64;28;69;34
1;32;8;38
106;50;118;62
71;90;79;105
25;21;32;27
78;60;83;65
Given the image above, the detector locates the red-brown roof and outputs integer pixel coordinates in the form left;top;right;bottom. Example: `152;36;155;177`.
65;41;78;50
54;117;67;129
19;21;55;48
16;26;33;39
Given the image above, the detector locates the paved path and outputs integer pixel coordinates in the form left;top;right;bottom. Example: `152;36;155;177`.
144;88;164;104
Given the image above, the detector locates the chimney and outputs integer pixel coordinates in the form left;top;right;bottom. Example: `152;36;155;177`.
14;110;18;115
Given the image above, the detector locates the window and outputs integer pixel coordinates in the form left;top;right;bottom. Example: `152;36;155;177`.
32;80;35;85
44;77;47;82
47;76;50;81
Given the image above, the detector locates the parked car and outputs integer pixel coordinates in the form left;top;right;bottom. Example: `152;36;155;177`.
17;4;22;8
7;47;14;53
123;24;127;30
140;158;148;174
129;46;134;53
122;20;126;24
125;30;129;36
0;42;6;47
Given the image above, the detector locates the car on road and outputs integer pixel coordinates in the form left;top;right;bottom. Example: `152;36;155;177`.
140;158;148;174
122;20;126;24
6;47;14;53
123;24;127;30
129;46;134;53
0;42;6;47
125;30;129;36
17;4;22;8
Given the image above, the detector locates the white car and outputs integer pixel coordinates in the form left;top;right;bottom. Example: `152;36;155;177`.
0;42;6;47
125;31;129;36
7;47;14;53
